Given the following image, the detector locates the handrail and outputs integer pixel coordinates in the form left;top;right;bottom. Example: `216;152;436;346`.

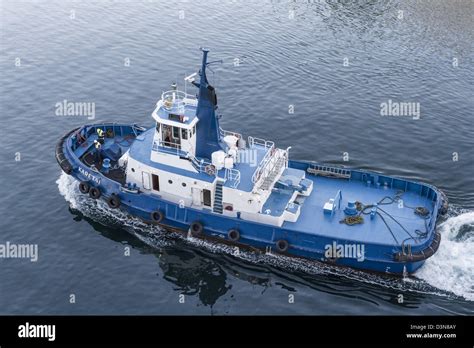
252;148;287;189
251;146;276;183
248;136;274;149
225;168;241;188
153;139;180;150
219;127;242;140
152;139;215;177
249;135;277;184
334;190;342;210
189;154;216;176
132;124;147;136
159;140;181;149
153;140;189;158
160;90;197;111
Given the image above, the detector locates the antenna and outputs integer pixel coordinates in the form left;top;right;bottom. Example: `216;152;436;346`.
206;59;224;66
184;72;197;82
206;60;223;74
184;72;198;96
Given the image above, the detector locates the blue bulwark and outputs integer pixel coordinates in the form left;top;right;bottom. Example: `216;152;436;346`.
193;49;222;160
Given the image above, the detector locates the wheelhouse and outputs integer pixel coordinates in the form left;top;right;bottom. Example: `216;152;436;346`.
151;86;199;158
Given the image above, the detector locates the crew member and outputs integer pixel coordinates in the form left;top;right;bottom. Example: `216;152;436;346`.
94;140;102;162
97;128;105;144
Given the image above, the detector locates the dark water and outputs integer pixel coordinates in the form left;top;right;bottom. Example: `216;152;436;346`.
1;0;473;315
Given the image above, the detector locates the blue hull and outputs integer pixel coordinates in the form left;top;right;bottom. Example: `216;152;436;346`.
56;123;446;276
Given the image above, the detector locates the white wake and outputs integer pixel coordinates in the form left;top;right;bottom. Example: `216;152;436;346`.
416;210;474;301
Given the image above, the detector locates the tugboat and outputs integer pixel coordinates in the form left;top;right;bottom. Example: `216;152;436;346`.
56;49;447;275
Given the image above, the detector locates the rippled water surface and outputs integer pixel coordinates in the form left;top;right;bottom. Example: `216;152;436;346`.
1;0;473;314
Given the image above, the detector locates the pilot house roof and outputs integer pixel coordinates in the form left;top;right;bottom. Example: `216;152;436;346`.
152;90;199;129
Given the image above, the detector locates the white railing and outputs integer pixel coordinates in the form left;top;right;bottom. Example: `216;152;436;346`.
153;138;216;177
252;148;288;188
153;140;185;156
160;90;197;111
219;127;242;140
248;136;274;149
251;145;276;184
189;155;216;177
249;135;277;185
225;168;241;188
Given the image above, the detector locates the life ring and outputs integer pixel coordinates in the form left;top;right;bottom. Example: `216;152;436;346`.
275;239;289;253
151;210;164;223
190;221;203;236
205;164;216;176
89;187;101;199
79;181;90;194
227;229;240;242
107;194;121;209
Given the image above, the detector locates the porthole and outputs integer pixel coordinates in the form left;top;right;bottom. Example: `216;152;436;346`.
131;168;135;172
168;179;173;184
182;183;187;187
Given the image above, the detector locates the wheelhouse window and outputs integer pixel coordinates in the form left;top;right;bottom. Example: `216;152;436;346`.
172;126;180;139
162;124;182;148
169;113;184;122
181;128;188;140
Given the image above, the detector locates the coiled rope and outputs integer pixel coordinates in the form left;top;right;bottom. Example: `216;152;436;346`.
340;191;430;247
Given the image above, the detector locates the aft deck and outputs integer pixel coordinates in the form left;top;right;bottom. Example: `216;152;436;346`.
280;175;434;247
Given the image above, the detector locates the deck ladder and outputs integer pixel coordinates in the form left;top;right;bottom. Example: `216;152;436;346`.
260;154;286;190
213;180;224;214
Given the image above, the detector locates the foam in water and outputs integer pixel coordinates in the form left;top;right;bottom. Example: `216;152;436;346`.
56;172;471;300
416;210;474;301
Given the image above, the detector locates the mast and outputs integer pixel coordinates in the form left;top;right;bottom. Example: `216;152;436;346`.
193;48;221;159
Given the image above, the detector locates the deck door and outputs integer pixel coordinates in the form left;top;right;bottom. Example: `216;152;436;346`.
142;172;151;190
192;188;201;206
203;189;212;207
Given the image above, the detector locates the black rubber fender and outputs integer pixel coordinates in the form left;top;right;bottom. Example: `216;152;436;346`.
79;181;90;194
107;194;121;209
89;187;101;199
275;239;289;253
151;210;164;223
190;221;203;236
227;229;240;242
55;128;79;175
394;231;441;262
